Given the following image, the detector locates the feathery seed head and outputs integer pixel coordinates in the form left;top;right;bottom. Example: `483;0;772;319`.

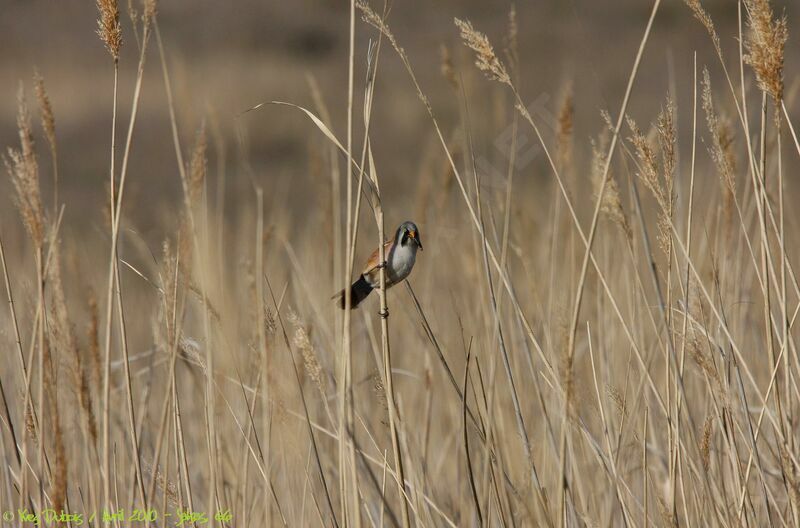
127;0;138;26
743;0;788;102
357;1;399;53
556;85;574;173
96;0;122;60
287;309;325;394
628;98;676;257
188;122;207;206
454;18;511;85
626;116;659;198
683;0;722;59
5;85;44;247
144;0;157;24
657;96;676;186
701;69;736;193
700;416;713;472
33;72;56;153
592;135;631;243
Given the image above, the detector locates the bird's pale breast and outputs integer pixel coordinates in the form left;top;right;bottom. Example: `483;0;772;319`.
386;243;416;284
364;241;417;288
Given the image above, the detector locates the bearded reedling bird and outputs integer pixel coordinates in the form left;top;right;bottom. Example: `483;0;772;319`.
335;221;423;310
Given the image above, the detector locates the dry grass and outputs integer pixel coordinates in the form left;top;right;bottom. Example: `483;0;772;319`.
2;1;800;526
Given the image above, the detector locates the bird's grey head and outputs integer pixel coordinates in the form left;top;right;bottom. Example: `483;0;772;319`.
397;221;423;251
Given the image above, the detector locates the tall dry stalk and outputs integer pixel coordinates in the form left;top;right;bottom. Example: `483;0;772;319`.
337;0;362;525
5;85;46;512
32;73;57;214
97;0;150;518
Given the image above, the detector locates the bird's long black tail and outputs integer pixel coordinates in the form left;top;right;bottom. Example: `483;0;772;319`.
337;275;373;309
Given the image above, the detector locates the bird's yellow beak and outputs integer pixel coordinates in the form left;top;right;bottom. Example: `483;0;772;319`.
409;230;423;250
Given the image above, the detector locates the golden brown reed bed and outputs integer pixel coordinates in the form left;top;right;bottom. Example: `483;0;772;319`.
1;0;800;526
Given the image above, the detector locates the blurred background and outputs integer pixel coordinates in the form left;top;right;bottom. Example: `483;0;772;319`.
3;0;796;237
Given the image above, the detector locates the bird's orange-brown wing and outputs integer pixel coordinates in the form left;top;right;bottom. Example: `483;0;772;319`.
362;237;394;276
